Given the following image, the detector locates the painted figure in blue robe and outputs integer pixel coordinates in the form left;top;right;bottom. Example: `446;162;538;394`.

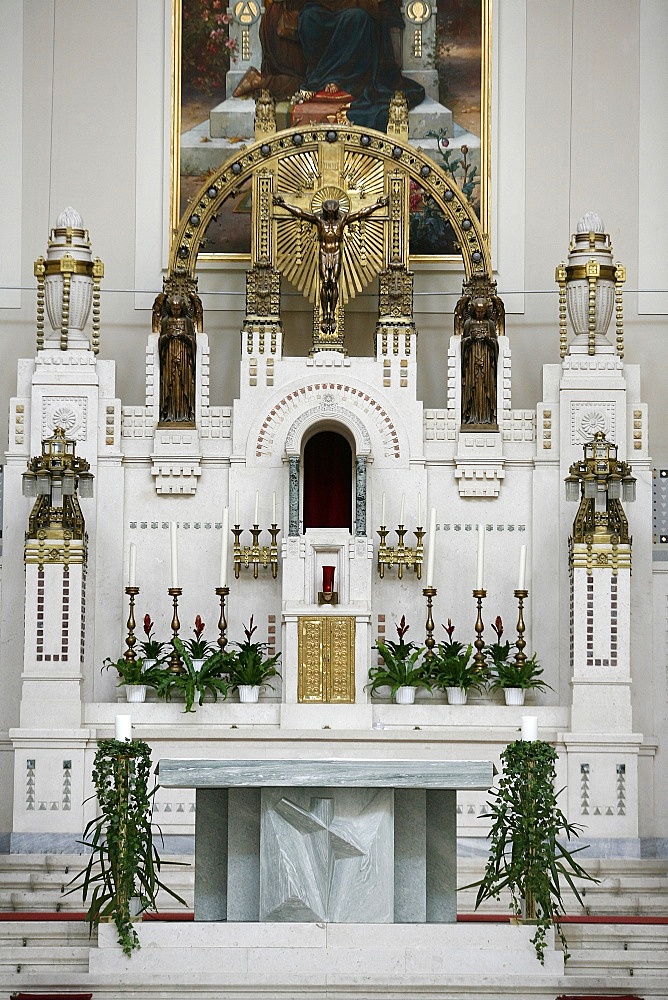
254;0;425;130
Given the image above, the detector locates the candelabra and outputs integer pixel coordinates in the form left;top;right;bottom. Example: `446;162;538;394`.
168;586;184;673
215;586;230;649
472;588;487;668
123;586;140;662
514;588;528;666
423;586;437;660
377;524;424;579
233;523;280;579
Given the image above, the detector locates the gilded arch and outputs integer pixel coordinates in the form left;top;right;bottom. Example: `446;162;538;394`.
168;124;491;283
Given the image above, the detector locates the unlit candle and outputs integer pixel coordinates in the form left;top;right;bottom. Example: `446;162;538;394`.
220;507;229;588
521;716;538;741
128;543;136;588
115;715;132;742
170;521;178;588
518;544;527;590
426;508;437;587
476;524;485;590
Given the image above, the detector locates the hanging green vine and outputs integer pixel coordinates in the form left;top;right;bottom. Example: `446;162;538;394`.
467;739;598;963
67;739;186;956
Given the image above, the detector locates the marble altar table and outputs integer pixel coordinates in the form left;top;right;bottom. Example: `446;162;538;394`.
158;758;494;923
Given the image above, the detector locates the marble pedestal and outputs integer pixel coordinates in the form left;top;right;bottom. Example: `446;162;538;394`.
158;758;494;924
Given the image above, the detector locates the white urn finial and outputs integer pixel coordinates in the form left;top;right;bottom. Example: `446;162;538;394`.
34;208;104;354
576;211;604;234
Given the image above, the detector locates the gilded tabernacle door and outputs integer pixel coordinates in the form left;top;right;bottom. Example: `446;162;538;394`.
298;615;355;703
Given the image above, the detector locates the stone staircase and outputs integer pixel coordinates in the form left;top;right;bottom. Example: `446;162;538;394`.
0;854;666;997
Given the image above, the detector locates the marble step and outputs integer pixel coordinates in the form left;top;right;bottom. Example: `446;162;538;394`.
567;946;668;977
0;945;90;971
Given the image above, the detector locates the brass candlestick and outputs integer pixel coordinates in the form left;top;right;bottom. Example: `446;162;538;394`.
423;586;437;660
168;586;184;674
123;586;140;662
377;525;389;578
269;523;280;579
472;588;487;668
216;586;229;650
514;588;529;667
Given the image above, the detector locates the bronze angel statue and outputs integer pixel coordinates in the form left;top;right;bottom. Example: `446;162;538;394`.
152;290;203;425
454;282;505;428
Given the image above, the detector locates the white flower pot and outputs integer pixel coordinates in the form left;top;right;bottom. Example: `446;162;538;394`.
143;658;157;669
504;687;525;706
238;685;260;703
445;686;468;705
394;686;416;704
191;658;205;671
125;684;147;703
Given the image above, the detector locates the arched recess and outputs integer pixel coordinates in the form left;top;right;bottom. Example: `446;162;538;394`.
168;124;491;282
303;430;353;531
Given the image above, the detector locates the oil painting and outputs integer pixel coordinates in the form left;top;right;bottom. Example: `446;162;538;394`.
174;0;488;257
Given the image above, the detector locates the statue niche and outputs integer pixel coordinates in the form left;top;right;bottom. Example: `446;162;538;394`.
152;291;203;426
455;278;505;430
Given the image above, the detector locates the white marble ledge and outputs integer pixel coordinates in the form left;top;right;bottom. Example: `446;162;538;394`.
157;757;494;789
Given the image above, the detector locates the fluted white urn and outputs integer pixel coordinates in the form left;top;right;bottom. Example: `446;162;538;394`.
43;207;95;348
565;211;616;353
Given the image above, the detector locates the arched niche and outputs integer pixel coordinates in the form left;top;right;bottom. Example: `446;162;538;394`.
303;429;353;531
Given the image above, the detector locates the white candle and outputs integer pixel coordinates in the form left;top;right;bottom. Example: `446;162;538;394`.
170;521;179;588
272;491;276;524
254;491;259;525
476;523;485;590
521;716;538;741
381;493;386;526
426;508;437;587
400;493;405;525
115;715;132;742
417;493;422;526
518;544;527;590
235;490;239;525
220;507;229;588
128;543;136;588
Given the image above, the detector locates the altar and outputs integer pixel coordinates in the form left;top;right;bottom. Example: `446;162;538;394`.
158;758;494;924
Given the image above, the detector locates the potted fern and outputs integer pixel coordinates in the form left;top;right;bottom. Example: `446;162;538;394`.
155;638;231;712
102;655;167;704
227;615;281;702
182;614;216;666
430;619;486;704
138;614;168;666
486;616;549;705
368;615;430;704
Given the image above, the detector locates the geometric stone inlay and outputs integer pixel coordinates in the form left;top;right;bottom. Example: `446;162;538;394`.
260;787;393;923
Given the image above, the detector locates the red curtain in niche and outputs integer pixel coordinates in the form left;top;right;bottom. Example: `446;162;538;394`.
303;431;352;530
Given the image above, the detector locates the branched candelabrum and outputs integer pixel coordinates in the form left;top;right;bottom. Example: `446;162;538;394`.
377;524;424;579
233;523;280;580
514;588;529;666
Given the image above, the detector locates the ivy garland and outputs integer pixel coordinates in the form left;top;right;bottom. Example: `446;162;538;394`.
468;739;598;964
68;739;186;956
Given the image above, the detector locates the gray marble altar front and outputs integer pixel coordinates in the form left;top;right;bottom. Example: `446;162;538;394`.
158;758;494;924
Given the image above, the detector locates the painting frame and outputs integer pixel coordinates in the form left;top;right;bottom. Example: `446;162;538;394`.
170;0;491;262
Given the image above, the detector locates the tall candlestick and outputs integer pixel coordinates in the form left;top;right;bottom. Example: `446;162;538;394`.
254;491;259;525
400;493;405;525
170;521;179;588
426;508;437;587
272;491;276;523
220;507;229;588
235;490;239;524
521;716;538;741
381;493;386;526
476;523;485;591
417;492;422;526
115;715;132;742
128;543;136;588
518;544;527;590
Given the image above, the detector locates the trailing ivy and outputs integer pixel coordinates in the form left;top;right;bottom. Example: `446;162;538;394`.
67;739;186;956
467;739;597;963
